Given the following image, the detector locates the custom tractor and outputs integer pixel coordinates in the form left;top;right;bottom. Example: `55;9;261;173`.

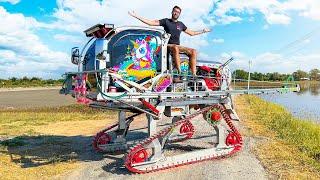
61;24;300;173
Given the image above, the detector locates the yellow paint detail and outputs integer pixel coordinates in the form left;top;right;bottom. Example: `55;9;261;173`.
130;40;139;49
139;59;150;68
126;69;156;80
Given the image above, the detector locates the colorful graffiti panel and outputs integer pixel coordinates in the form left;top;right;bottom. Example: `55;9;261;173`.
112;35;161;81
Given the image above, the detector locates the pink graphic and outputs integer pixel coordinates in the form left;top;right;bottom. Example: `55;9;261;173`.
153;75;172;92
73;74;90;104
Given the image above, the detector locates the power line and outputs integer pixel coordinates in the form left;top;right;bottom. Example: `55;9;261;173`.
274;26;320;54
250;27;320;67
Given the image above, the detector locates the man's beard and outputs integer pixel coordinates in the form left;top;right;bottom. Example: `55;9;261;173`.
172;15;179;20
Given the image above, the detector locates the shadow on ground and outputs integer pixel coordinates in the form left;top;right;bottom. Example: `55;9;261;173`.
0;135;104;168
0;129;149;171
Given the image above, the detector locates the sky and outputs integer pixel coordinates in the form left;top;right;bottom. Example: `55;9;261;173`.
0;0;319;79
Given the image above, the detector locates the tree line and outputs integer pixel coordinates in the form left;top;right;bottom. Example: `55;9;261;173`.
1;68;319;88
0;77;64;88
233;68;320;81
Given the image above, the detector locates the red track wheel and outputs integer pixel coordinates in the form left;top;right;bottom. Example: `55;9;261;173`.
226;132;241;146
131;148;148;164
93;132;112;152
179;122;194;139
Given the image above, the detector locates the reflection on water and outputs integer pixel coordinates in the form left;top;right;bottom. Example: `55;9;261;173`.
297;82;320;96
260;82;320;123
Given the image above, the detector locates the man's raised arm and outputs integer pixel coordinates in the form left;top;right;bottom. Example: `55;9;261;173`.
184;28;211;36
128;11;160;26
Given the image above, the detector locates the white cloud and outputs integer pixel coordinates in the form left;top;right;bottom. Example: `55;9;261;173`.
198;52;210;60
212;38;225;44
0;7;72;78
264;12;291;25
0;50;15;59
0;0;20;4
213;0;320;26
217;15;242;25
54;34;82;43
252;52;320;73
48;0;214;33
22;0;214;68
45;0;215;50
214;0;287;25
281;0;320;20
224;51;320;73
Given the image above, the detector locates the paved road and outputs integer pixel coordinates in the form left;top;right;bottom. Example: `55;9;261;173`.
0;88;75;109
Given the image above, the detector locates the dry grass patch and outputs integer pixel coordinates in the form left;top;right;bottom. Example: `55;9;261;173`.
0;153;79;180
0;104;117;136
0;104;116;179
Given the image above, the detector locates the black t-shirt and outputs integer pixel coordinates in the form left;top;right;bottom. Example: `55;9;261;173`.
159;18;187;45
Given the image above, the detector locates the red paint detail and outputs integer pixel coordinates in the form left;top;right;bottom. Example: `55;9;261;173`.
139;98;159;115
145;36;151;41
204;78;220;91
210;111;221;121
179;122;194;139
199;67;222;91
199;66;211;72
155;46;161;53
92;27;112;38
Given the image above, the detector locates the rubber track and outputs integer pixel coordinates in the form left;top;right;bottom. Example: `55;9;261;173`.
124;104;243;173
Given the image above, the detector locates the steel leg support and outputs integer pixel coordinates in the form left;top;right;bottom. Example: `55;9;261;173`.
214;125;227;149
113;111;127;143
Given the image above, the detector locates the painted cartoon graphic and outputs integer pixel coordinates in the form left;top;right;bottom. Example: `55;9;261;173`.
113;36;161;81
180;61;189;75
153;75;172;92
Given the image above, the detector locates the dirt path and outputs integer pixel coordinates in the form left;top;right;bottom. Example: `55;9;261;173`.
61;115;268;180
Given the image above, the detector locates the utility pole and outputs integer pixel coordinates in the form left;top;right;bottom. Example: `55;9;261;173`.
247;60;252;91
233;70;236;88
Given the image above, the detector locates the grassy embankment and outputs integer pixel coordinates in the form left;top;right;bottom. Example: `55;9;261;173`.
233;80;319;89
0;105;117;179
236;95;320;179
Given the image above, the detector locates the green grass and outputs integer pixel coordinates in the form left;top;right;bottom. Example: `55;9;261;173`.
0;104;115;136
0;104;117;179
244;95;320;170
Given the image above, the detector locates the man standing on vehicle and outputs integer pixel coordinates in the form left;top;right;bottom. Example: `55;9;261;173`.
128;5;210;77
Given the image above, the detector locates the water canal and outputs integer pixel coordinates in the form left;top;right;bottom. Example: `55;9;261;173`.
259;82;320;122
